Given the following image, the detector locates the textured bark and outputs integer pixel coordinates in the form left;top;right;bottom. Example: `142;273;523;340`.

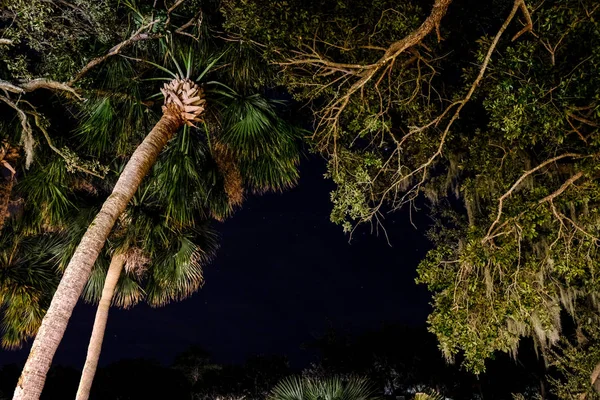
0;143;18;229
0;176;14;229
75;254;125;400
13;111;183;400
212;142;244;206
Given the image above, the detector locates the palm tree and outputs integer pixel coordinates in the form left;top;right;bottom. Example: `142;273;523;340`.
0;155;102;350
75;205;218;400
14;34;302;398
269;376;380;400
0;230;64;349
75;72;302;397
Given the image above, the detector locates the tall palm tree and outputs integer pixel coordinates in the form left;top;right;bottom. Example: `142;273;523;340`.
13;79;200;399
269;376;380;400
14;35;302;398
76;71;302;397
75;204;218;400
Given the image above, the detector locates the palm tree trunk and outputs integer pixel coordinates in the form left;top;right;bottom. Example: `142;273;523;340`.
13;112;183;400
75;253;126;400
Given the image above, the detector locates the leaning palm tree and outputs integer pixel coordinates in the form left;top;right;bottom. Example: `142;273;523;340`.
15;35;302;398
75;72;301;398
75;202;218;400
14;79;198;399
269;376;380;400
0;151;103;350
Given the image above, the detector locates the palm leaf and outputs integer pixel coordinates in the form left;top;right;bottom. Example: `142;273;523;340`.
270;376;379;400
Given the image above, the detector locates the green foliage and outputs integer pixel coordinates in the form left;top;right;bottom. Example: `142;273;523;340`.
0;229;65;348
547;312;600;399
1;0;304;352
0;0;119;81
224;0;600;389
415;0;600;374
215;87;303;193
269;376;379;400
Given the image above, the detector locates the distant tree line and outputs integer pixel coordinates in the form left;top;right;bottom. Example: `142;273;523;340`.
0;325;550;400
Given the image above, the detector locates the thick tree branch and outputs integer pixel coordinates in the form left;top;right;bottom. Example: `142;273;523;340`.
280;0;452;154
511;0;534;41
371;0;526;218
0;80;25;94
0;78;81;98
19;79;82;99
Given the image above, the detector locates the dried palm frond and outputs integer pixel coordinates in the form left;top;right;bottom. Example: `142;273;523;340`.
124;247;151;278
212;141;244;207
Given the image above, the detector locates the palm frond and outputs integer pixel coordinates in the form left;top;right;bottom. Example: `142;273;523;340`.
16;159;74;229
147;125;210;228
414;392;445;400
145;226;218;307
0;232;65;348
270;376;379;400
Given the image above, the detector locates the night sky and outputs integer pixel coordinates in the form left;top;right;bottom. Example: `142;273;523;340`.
0;157;431;369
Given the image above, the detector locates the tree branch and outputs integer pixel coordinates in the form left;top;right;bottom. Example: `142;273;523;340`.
370;0;526;218
1;78;81;99
69;19;160;85
281;0;453;153
483;153;584;242
0;95;35;168
538;171;584;205
0;80;25;94
19;79;82;99
511;0;534;41
31;114;106;178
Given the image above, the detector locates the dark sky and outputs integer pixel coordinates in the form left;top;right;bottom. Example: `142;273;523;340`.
0;157;431;369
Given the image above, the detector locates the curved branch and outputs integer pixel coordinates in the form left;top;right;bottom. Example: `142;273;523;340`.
369;0;526;218
32;114;106;178
19;79;82;99
538;171;584;205
483;153;584;242
69;19;160;85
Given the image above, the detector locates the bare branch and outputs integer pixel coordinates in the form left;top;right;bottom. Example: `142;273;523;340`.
538;171;584;205
0;39;13;45
69;19;160;85
483;153;584;242
0;95;35;168
31;114;106;178
511;0;534;41
0;80;25;94
1;78;82;99
371;0;525;218
165;0;185;27
281;0;453;153
19;79;82;99
175;9;203;40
